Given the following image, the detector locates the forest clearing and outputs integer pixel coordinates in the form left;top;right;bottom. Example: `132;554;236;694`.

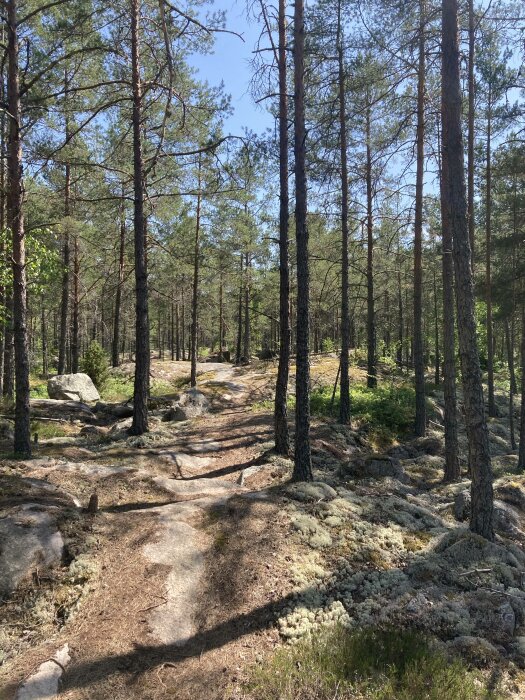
0;0;525;697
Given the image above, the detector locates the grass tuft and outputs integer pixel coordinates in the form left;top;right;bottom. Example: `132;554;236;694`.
245;626;504;700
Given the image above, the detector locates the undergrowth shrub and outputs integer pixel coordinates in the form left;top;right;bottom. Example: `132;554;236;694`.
245;626;504;700
311;383;416;436
80;341;109;389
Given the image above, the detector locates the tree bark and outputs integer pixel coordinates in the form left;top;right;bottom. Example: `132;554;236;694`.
485;93;496;417
112;197;126;367
505;320;516;450
58;69;71;376
236;253;243;363
218;269;224;361
71;233;80;372
274;0;291;454
337;0;351;426
442;0;493;537
292;0;312;481
467;0;475;264
440;125;460;482
366;103;376;388
519;304;525;471
41;298;48;378
414;0;426;436
7;0;31;456
190;157;202;388
243;251;251;363
130;0;149;435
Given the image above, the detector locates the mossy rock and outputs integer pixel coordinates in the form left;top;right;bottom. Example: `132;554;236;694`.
286;481;337;502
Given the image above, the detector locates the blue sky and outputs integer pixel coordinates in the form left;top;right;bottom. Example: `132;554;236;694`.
191;0;274;136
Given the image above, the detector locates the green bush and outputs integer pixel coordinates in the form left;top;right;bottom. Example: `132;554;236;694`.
309;383;416;436
81;341;109;389
245;626;504;700
321;338;335;353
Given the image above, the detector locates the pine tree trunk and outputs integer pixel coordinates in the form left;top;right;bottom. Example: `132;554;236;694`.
0;60;6;395
485;97;496;417
292;0;312;481
337;0;351;426
71;234;80;373
58;70;71;376
397;256;403;369
440;141;460;482
236;253;243;363
467;0;475;264
41;299;48;378
243;251;251;363
442;0;493;536
175;300;180;361
7;0;31;456
505;320;517;450
414;0;426;435
112;199;126;367
518;305;525;471
130;0;149;435
366;104;376;389
190;158;202;388
274;0;291;454
218;270;224;361
433;264;440;385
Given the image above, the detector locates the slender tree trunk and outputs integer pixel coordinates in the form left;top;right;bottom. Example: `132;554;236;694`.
58;70;71;376
130;0;149;434
218;269;224;361
41;299;48;378
71;234;80;372
236;253;243;363
190;157;202;388
170;301;175;361
112;198;126;367
175;300;180;361
414;0;426;435
438;115;460;480
433;271;440;386
7;0;30;456
0;55;6;395
505;320;516;450
519;305;525;471
366;104;376;388
243;251;251;363
442;0;493;537
292;0;312;481
440;138;460;482
274;0;291;454
485;95;496;417
397;254;403;369
337;0;351;426
467;0;475;265
181;296;185;361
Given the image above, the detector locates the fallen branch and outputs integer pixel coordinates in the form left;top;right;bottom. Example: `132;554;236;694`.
138;594;168;613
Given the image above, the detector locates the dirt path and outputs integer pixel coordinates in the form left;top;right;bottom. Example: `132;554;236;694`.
2;364;293;700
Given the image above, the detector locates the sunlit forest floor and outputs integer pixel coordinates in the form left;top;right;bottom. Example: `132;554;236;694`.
1;356;525;699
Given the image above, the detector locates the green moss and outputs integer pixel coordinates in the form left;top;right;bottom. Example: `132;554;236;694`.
245;626;505;700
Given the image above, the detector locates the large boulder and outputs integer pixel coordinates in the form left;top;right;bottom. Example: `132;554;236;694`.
48;373;100;403
0;505;64;595
0;417;14;441
454;489;524;536
163;388;209;422
344;454;406;481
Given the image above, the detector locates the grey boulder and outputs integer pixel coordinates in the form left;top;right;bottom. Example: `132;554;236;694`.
48;373;100;403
